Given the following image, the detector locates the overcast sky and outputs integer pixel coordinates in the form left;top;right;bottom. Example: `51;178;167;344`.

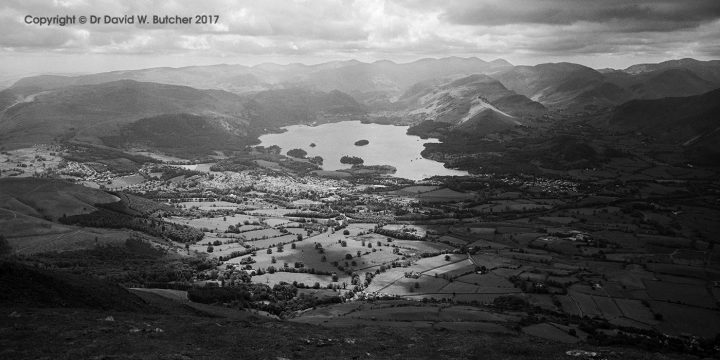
2;0;720;76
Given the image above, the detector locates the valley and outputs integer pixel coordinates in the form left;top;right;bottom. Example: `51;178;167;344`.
1;57;720;359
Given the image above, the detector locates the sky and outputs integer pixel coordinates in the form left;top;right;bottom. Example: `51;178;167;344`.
1;0;720;77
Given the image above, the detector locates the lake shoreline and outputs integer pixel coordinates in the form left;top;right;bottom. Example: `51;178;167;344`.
258;120;469;180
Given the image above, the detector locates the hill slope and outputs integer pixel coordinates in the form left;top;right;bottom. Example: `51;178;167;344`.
395;74;539;135
245;88;367;129
0;261;153;312
609;88;720;164
492;59;720;111
0;80;252;150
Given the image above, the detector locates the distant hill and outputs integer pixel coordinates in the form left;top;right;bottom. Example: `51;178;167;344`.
7;57;513;100
294;57;513;97
102;113;254;156
624;58;720;83
491;59;720;111
493;63;604;110
8;66;271;94
0;80;252;150
244;88;367;129
622;68;718;100
4;57;720;148
394;74;540;135
609;88;720;164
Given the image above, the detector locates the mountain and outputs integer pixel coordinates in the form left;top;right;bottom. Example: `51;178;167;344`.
490;59;720;111
609;88;720;164
624;58;720;83
0;80;252;150
493;63;605;109
6;57;514;108
4;57;720;150
244;88;367;129
294;57;513;97
619;68;718;100
397;74;545;128
9;66;271;94
10;57;719;116
0;78;369;154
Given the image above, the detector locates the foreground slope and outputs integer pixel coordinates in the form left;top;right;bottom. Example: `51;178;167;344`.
0;260;696;360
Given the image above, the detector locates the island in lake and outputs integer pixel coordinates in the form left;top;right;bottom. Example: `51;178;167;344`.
340;155;364;165
354;139;369;146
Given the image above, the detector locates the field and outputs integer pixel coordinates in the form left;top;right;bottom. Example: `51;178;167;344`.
0;146;64;178
2;145;720;354
644;280;716;308
650;301;720;337
6;226;134;254
415;188;476;202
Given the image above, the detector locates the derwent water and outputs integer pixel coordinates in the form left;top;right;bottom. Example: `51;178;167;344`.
258;121;468;180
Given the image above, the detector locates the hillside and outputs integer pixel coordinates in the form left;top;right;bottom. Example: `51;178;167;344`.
624;58;720;83
397;74;545;125
6;57;720;121
244;88;367;129
491;59;720;111
7;57;513;100
102;113;254;156
0;261;152;312
0;177;119;221
609;88;720;164
493;63;605;109
0;80;252;150
0;256;695;359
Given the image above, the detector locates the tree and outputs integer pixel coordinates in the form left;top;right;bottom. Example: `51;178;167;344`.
345;253;353;260
444;254;450;261
340;155;364;165
343;229;350;236
287;148;308;158
207;245;214;253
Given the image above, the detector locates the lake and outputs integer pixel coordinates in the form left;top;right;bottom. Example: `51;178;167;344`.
258;121;468;180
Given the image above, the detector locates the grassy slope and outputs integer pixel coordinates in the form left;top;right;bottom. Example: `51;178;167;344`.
0;259;700;360
0;305;693;360
0;178;119;221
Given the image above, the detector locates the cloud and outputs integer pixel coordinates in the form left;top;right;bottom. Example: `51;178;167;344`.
441;0;720;28
0;0;718;72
